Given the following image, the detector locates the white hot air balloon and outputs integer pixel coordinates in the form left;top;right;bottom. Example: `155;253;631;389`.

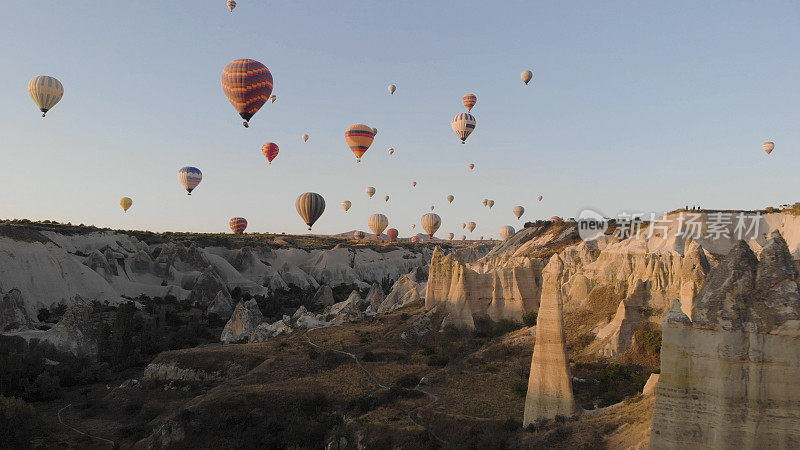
451;113;476;144
521;70;533;85
366;186;376;198
500;225;515;240
388;84;396;95
513;206;525;220
28;76;64;117
368;213;389;237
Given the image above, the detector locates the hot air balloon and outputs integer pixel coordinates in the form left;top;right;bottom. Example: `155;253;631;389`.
368;213;388;236
302;134;309;142
411;224;416;229
513;206;524;219
468;164;475;170
296;192;325;230
269;94;277;103
178;167;202;195
388;84;396;95
482;199;488;206
447;195;454;204
480;236;484;240
345;124;376;162
447;233;454;241
451;113;476;144
226;0;236;11
537;195;543;202
384;195;389;202
262;142;279;164
763;142;775;155
462;93;477;112
411;236;421;243
229;217;248;234
221;59;273;127
430;205;435;211
461;235;466;241
467;222;477;233
354;231;365;239
551;216;563;223
461;223;466;229
28;76;64;117
421;213;441;237
487;200;495;209
366;186;376;198
387;228;398;241
120;197;133;213
388;148;394;155
341;200;351;212
412;181;417;187
500;225;515;240
521;70;533;85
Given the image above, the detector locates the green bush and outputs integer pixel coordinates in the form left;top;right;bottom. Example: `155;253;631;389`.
522;310;538;327
0;396;38;448
634;326;662;356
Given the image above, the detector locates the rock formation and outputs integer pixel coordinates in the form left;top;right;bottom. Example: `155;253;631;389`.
650;233;800;449
220;300;264;344
308;284;335;310
523;255;580;424
0;289;34;331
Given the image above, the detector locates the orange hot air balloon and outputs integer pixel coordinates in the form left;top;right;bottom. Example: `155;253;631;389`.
468;163;475;170
221;59;273;128
462;93;477;111
386;228;398;241
345;124;376;162
261;142;279;164
763;142;775;155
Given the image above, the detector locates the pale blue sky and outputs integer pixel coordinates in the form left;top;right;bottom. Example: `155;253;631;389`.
0;1;797;238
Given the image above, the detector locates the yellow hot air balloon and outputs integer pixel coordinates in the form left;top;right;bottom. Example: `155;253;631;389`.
341;200;351;212
447;195;454;203
421;213;441;237
120;197;133;213
28;76;64;117
368;213;389;236
487;200;495;209
345;124;376;162
366;186;376;198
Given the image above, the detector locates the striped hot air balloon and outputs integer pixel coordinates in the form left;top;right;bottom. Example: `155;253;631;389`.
421;213;441;237
221;59;273;128
28;76;64;117
513;206;525;219
388;148;394;155
229;217;248;234
500;226;515;240
345;124;376;162
120;197;133;213
262;142;279;164
447;233;454;241
452;113;476;144
226;0;236;11
296;192;325;230
386;228;398;241
466;222;476;233
368;213;388;236
354;230;365;239
763;142;775;155
462;93;477;112
521;70;533;85
341;200;351;212
178;167;202;195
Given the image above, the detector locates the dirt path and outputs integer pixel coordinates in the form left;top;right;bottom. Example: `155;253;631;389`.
304;327;448;445
57;403;115;448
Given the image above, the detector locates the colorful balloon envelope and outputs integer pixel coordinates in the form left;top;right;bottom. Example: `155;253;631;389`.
120;197;133;213
482;199;488;206
538;195;543;202
345;124;376;162
487;200;495;209
421;213;441;237
221;59;273;127
763;142;775;155
384;195;389;202
178;167;202;195
462;93;477;112
296;192;325;230
467;222;476;233
412;181;417;187
521;70;533;85
500;225;515;240
388;84;396;95
451;113;476;144
302;134;310;142
388;148;395;155
469;164;475;170
513;206;525;219
229;217;248;234
366;187;376;198
262;142;279;164
447;233;454;241
269;94;277;103
28;76;64;117
368;213;389;236
341;200;351;212
227;0;236;11
386;228;398;241
447;195;454;203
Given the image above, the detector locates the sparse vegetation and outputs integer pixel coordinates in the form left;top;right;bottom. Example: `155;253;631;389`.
522;310;538;327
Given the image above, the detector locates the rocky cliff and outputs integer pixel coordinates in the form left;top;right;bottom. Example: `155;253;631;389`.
650;233;800;449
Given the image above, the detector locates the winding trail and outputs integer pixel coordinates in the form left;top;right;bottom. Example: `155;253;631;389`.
57;403;115;448
304;327;448;445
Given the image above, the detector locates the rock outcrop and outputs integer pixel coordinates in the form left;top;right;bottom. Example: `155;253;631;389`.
43;298;98;355
220;300;264;344
650;233;800;449
524;255;580;424
308;284;335;310
0;289;34;331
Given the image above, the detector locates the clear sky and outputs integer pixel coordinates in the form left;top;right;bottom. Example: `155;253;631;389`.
1;1;798;239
